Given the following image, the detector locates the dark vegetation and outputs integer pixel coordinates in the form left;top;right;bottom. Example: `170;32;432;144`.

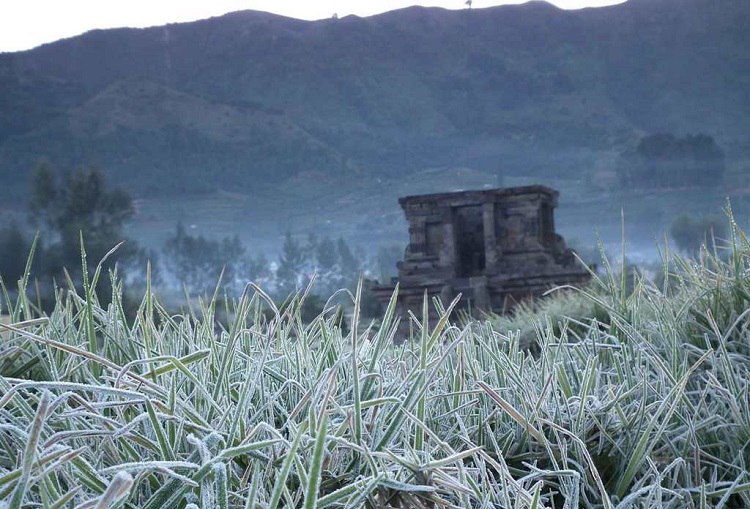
0;162;390;317
27;162;148;278
0;223;27;285
669;213;728;255
163;223;249;295
0;155;737;322
617;133;726;188
0;162;149;308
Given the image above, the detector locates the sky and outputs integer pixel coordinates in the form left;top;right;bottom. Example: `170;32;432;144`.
0;0;627;53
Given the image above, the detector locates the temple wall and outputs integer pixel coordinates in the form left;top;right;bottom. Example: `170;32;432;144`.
372;186;590;322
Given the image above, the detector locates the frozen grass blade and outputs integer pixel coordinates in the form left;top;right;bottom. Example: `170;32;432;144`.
8;390;50;509
2;216;750;508
615;349;712;499
304;394;329;509
351;278;363;447
94;471;133;509
268;422;308;509
79;235;99;379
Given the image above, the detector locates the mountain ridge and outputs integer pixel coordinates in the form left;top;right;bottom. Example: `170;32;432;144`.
0;0;748;199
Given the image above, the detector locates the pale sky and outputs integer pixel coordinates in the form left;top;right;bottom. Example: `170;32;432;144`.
0;0;627;53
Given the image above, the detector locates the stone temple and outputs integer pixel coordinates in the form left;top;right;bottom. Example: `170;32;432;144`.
371;186;590;321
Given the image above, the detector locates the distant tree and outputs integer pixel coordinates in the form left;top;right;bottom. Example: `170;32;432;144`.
272;233;366;298
617;133;725;188
163;223;245;295
27;163;144;284
276;232;306;296
0;223;30;286
316;237;338;274
57;168;136;268
669;214;727;256
29;161;57;235
313;236;339;295
246;253;272;287
219;235;246;290
336;237;361;288
337;238;359;274
303;233;319;276
304;233;319;252
376;244;404;284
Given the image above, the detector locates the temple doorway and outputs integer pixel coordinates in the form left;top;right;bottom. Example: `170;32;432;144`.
453;205;485;277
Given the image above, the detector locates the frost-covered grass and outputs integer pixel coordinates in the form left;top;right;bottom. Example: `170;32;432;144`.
1;220;750;508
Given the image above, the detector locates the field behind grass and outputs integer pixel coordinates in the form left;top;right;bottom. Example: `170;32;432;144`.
1;219;750;508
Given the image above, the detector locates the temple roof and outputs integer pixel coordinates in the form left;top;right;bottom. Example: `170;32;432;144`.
398;185;558;206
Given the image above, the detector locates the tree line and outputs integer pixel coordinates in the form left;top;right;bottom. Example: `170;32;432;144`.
617;133;726;189
1;163;150;309
0;160;735;320
0;162;403;314
162;224;388;299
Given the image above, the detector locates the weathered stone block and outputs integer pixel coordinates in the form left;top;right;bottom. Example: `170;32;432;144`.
371;186;590;323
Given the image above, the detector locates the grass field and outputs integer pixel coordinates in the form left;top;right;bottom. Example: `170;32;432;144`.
1;217;750;508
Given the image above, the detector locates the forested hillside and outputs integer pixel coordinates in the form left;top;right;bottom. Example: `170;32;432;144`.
0;0;748;198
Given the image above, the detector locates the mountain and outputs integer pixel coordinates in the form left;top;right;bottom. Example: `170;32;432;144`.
0;0;748;200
